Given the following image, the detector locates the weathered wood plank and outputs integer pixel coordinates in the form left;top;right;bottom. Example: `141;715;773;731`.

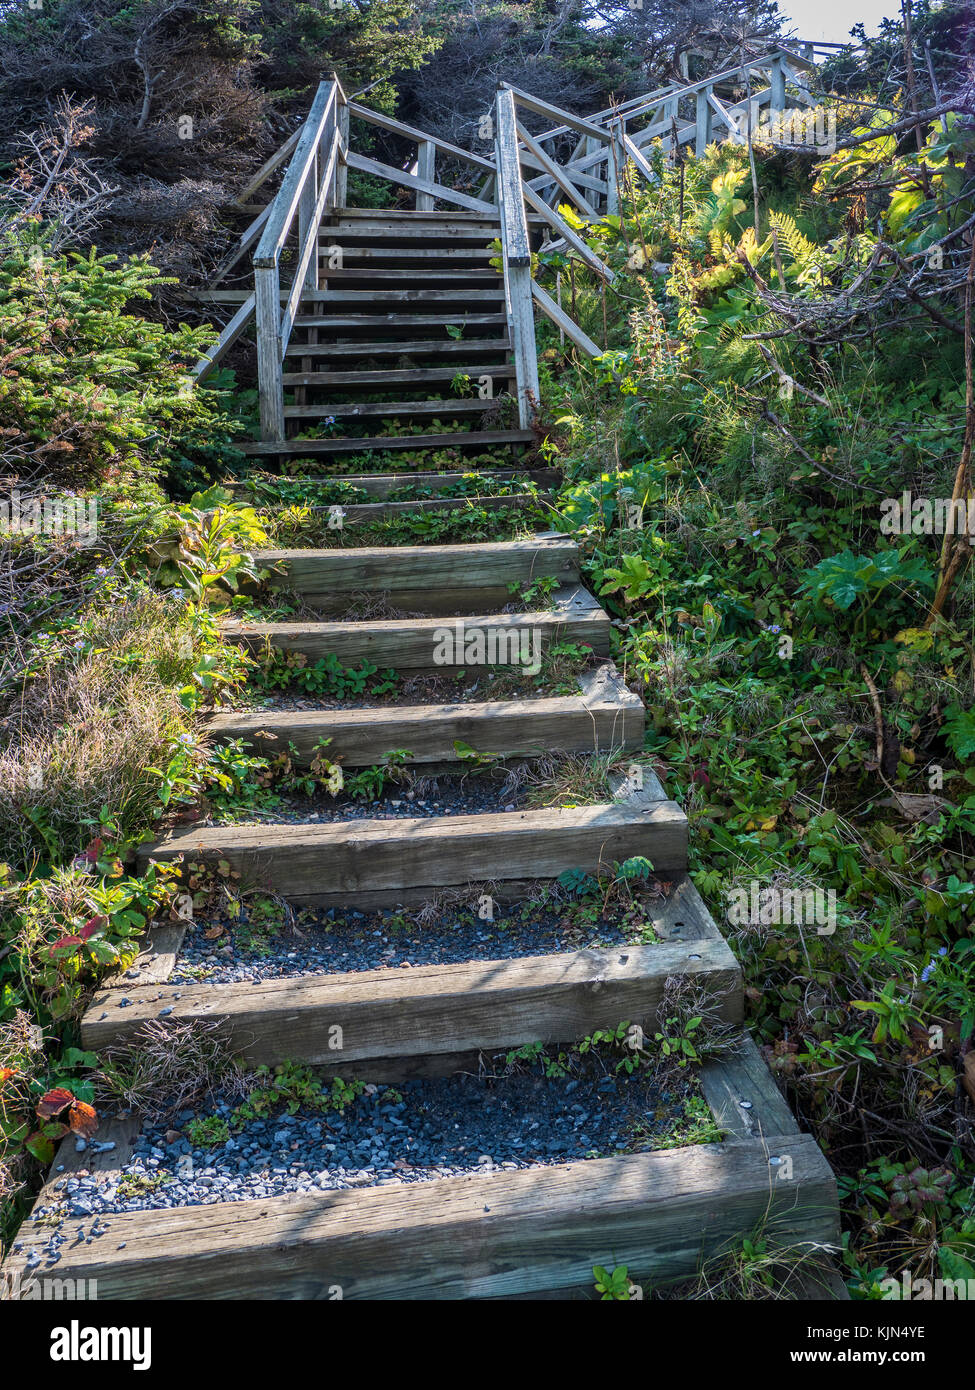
280;364;513;387
241;429;535;457
206;686;642;766
137;799;687;904
82;938;742;1067
236;127;302;206
257;537;578;595
531;280;603;358
515;120;598;221
225;589;606;666
346;104;495;173
281;336;512;359
230;467;559;499
700;1033;801;1142
283;398;508;421
2;1129;838;1299
193;294;256;381
344;152;496;215
102;921;188;989
521;184;614;282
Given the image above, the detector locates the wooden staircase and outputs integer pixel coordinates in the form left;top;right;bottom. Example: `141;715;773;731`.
243;209;539;463
2;525;841;1299
1;53;845;1302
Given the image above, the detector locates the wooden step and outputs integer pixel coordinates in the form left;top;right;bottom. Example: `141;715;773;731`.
81;882;739;1070
1;1036;839;1299
207;665;642;765
280;365;513;388
282;337;512;360
311;492;545;528
326;209;503;222
295;290;505;309
225;585;607;662
320;269;502;284
290;313;508;333
256;536;578;608
282;398;511;422
228;467;561;499
322;223;497;243
323;246;497;263
136;798;687;908
242;430;535;457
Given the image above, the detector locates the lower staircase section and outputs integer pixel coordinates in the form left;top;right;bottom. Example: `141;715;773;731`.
3;530;841;1301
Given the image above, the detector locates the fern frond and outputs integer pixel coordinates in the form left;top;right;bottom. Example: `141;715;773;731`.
769;210;816;267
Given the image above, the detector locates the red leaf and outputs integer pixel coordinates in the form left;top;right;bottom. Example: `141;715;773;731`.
36;1087;73;1120
67;1100;98;1138
52;935;84;952
79;915;106;940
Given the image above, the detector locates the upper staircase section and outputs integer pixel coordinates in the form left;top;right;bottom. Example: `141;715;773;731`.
195;47;821;448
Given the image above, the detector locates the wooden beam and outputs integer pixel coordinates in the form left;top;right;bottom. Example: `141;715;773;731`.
515;120;598;221
83;937;740;1068
193;293;255;380
224;589;607;667
257;536;577;594
1;1127;837;1299
236;127;301;206
415;140;435;211
495;88;539;430
205;688;642;766
502;84;613;145
255;80;336;268
522;185;613;283
344;151;495;215
531;280;603;358
137;797;687;904
280;129;342;350
346;102;495;172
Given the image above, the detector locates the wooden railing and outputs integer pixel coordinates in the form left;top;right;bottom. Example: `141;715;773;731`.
526;48;816;213
252;78;346;441
194;45;827;429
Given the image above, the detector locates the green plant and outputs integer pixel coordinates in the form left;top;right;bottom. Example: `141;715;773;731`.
344;750;413;801
593;1264;634;1300
187;1115;230;1147
230;1062;365;1129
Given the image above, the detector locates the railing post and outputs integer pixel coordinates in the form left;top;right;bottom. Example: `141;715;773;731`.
254;263;284;441
335;96;349;207
770;56;786;116
495;88;540;430
416;140;435;210
298;140;320;293
606;133;620;214
695;89;712;156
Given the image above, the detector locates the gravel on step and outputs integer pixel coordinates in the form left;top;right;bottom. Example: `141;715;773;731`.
207;775;527;826
23;1068;709;1239
223;667;574;713
168;884;667;984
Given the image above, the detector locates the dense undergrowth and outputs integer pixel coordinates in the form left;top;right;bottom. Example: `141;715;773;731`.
1;53;974;1301
534;119;975;1294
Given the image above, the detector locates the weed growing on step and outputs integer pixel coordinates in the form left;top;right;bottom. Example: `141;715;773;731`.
94;1019;251;1125
252;647;400;700
186;1115;231;1147
228;1063;365;1129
